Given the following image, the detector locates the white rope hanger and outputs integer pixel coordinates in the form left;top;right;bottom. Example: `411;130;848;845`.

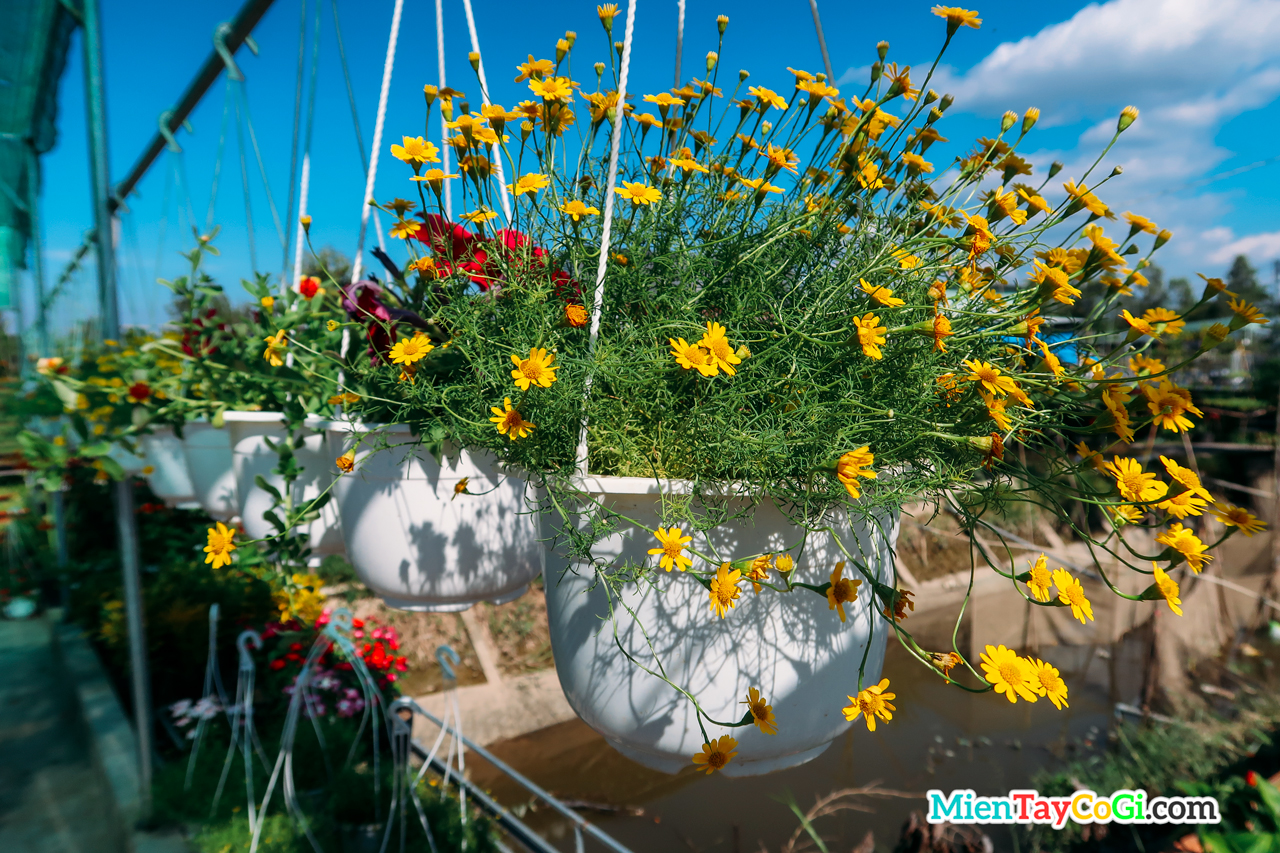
459;0;514;223
350;0;406;284
574;0;638;475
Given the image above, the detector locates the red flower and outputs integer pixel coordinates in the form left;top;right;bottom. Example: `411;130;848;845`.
419;214;478;259
270;659;286;671
1247;770;1259;787
181;308;226;357
127;382;151;404
296;276;321;299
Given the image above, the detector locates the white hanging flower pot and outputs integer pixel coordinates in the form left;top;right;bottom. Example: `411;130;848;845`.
139;426;197;507
224;411;345;563
182;423;238;521
321;421;542;611
542;476;898;777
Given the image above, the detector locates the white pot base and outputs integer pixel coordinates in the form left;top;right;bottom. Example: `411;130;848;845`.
609;738;834;777
380;582;531;613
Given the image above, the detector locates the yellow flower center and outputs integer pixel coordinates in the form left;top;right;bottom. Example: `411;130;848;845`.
713;586;736;606
750;700;767;720
706;750;728;770
706;337;733;361
1038;669;1059;691
521;360;548;382
209;532;228;552
502;410;522;431
664;543;683;560
998;661;1023;686
832;578;856;604
1063;586;1086;607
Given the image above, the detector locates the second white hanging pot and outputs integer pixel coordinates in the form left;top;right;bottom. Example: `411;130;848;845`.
321;421;542;611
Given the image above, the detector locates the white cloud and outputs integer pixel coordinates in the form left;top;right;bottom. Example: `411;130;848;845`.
1207;229;1280;264
936;0;1280;277
938;0;1280;120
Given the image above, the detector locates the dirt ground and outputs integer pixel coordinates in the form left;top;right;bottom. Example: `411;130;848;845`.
476;578;554;677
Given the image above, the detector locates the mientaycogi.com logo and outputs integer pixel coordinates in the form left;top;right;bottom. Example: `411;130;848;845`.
927;789;1221;829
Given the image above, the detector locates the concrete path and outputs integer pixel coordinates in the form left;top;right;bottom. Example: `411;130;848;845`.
0;617;122;853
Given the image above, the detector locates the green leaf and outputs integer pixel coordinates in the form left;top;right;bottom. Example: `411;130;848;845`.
1257;777;1280;820
97;456;126;481
253;475;282;502
78;441;112;458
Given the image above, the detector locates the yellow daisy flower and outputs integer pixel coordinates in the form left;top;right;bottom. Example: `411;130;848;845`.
647;526;693;572
842;678;895;731
489;398;535;440
204;523;236;569
510;347;558;390
691;735;737;774
709;562;743;619
980;644;1038;704
742;688;777;735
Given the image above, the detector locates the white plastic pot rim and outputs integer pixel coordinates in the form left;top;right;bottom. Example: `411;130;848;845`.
222;410;286;424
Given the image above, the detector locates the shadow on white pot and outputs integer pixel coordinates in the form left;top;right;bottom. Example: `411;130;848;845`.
140;427;196;507
183;423;238;521
542;476;898;777
225;411;345;564
322;421;542;612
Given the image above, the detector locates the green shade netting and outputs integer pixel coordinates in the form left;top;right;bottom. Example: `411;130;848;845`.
0;0;77;309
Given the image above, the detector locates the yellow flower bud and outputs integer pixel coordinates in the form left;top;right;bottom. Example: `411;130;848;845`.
555;39;569;63
598;3;618;31
877;41;889;61
717;14;729;34
738;69;749;83
1048;161;1063;178
1022;107;1040;134
260;296;275;311
299;214;312;232
467;52;480;72
923;89;938;105
614;41;624;60
1202;323;1230;349
564;30;577;48
706;51;718;72
423;85;438;106
1154;229;1172;250
939;93;954;111
1001;111;1017;132
1118;105;1139;132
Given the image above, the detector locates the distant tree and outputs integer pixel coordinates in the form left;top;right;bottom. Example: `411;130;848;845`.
1167;276;1194;312
302;247;352;289
1227;254;1261;299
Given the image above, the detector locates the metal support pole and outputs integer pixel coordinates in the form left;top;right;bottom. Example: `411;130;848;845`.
83;0;152;820
807;0;835;83
114;479;152;818
26;145;49;356
83;0;117;339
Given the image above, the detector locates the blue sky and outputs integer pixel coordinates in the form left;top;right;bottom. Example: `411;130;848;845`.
21;0;1280;334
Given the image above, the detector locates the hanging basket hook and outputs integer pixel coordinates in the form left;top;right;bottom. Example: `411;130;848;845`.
435;644;460;683
213;22;245;82
236;629;262;670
